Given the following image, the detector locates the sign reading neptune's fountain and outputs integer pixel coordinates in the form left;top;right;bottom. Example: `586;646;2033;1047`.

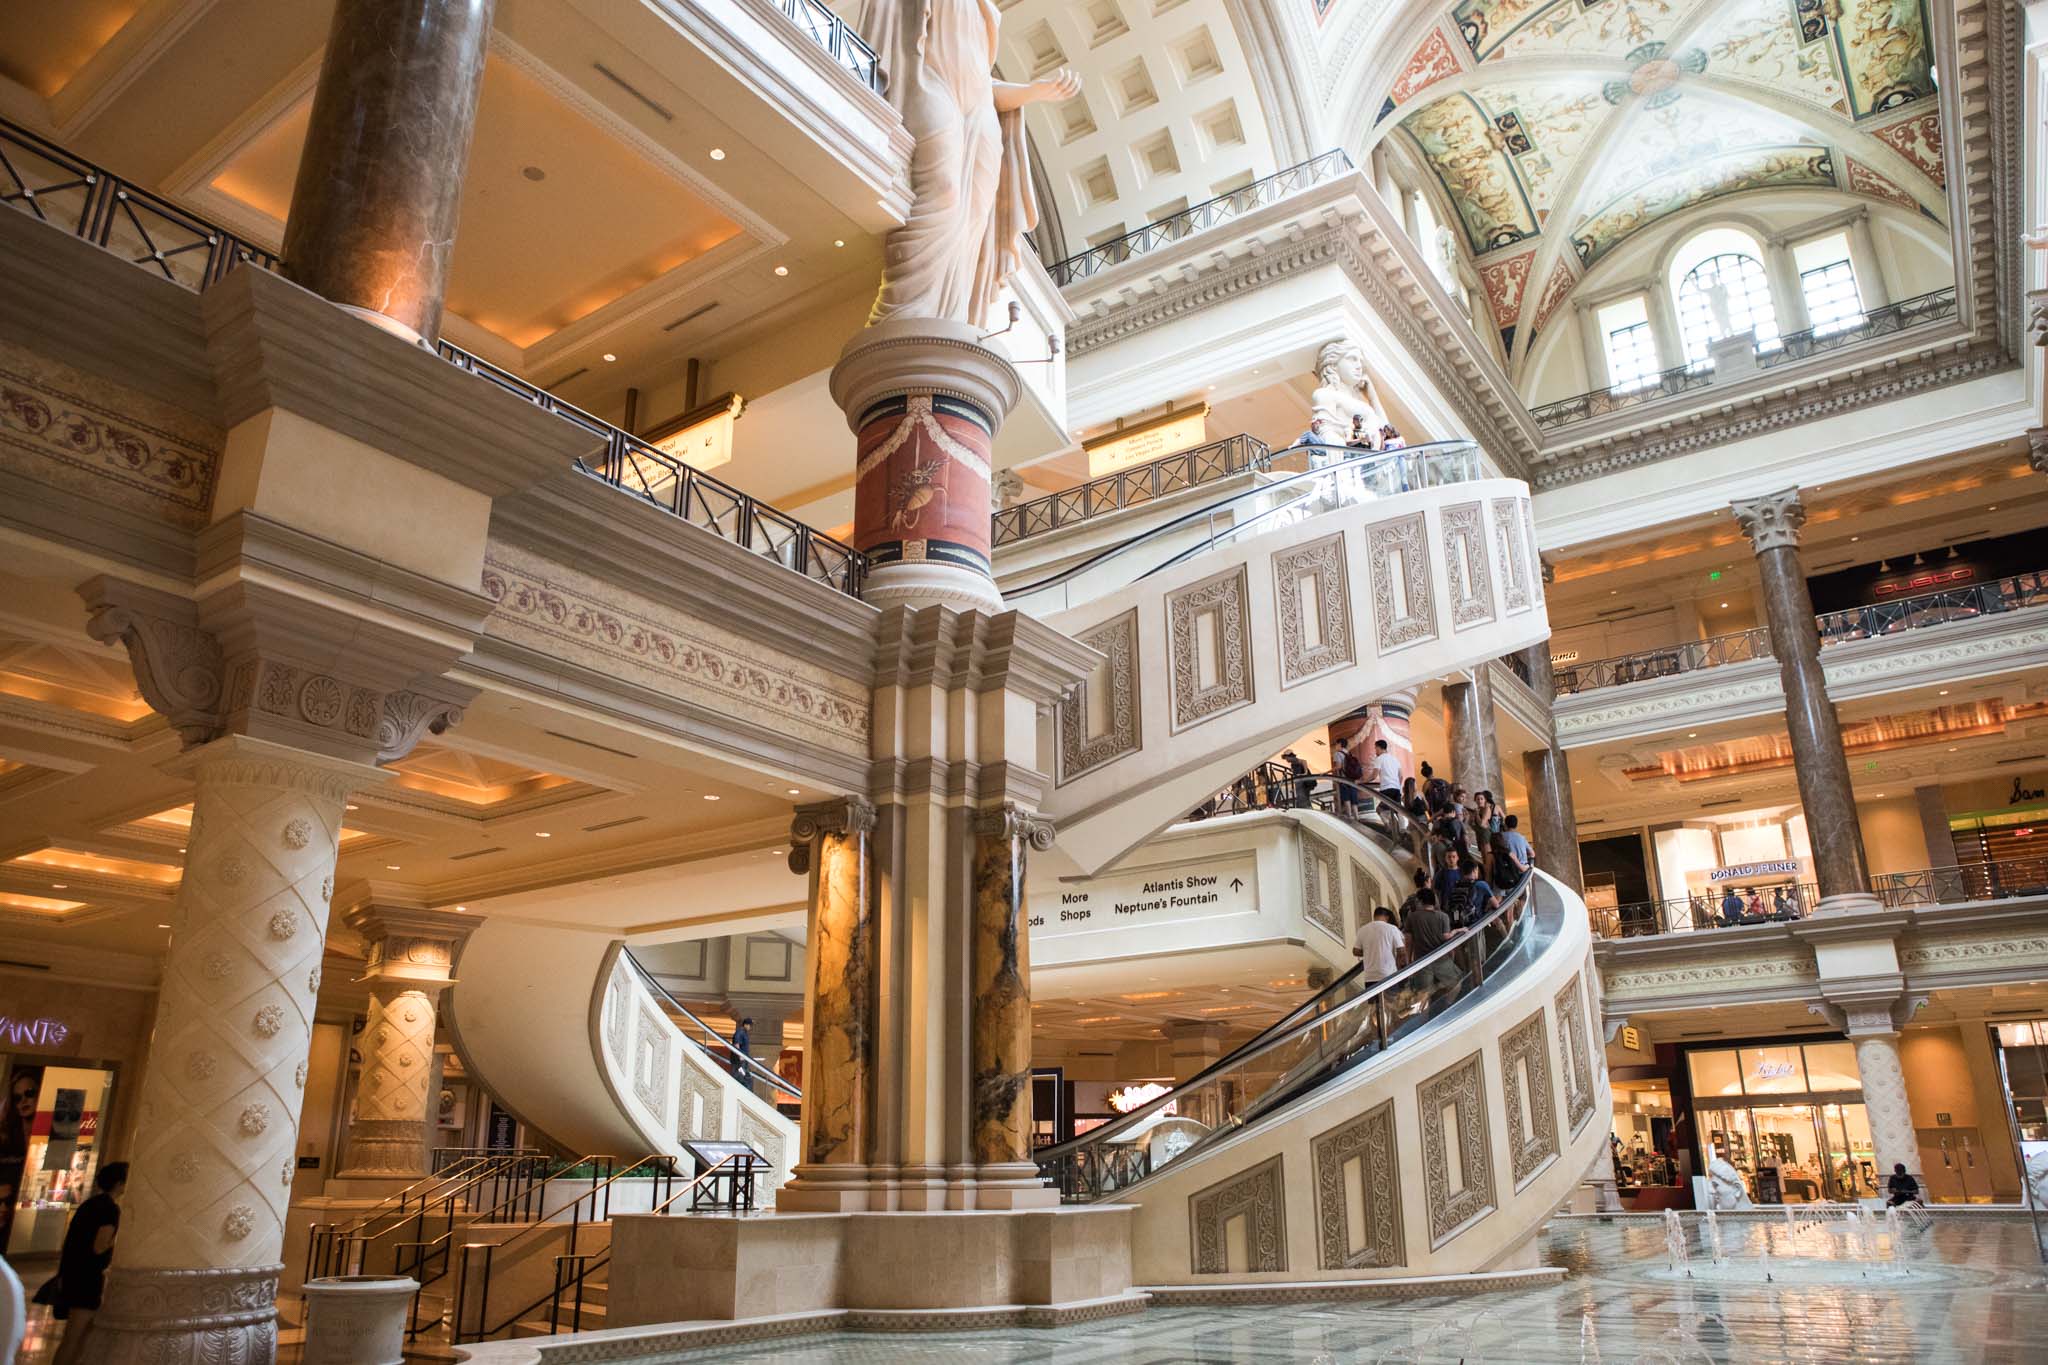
1028;855;1258;953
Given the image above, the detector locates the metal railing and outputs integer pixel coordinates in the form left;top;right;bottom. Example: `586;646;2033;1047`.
304;1150;551;1285
1035;872;1541;1201
619;949;802;1105
0;115;862;599
1554;570;2048;696
770;0;880;90
1589;858;2048;939
1758;288;1959;369
449;1154;681;1344
1048;150;1355;285
434;344;863;596
1530;287;1960;432
991;433;1272;547
1190;761;1432;866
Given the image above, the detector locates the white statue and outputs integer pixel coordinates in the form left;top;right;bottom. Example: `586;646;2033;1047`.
1307;340;1395;449
858;0;1078;326
1707;1154;1753;1210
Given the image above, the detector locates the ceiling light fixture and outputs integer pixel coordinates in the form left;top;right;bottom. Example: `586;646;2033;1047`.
522;165;546;182
51;883;66;890
787;788;801;796
158;923;170;929
774;265;789;276
346;803;359;811
386;864;401;870
535;831;552;838
602;353;617;362
456;905;468;912
1938;689;1949;696
703;793;721;801
709;147;726;160
833;239;845;247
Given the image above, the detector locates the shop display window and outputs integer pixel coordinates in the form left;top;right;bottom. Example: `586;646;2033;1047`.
1687;1049;1744;1099
1801;1042;1861;1092
1737;1045;1808;1095
0;1062;116;1256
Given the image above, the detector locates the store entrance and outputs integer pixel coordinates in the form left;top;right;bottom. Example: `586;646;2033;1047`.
0;1060;118;1258
1702;1100;1879;1203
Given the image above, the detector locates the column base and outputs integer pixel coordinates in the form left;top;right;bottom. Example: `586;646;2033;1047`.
861;561;1005;614
1815;892;1883;916
333;301;427;347
973;1162;1060;1209
336;1119;428;1181
87;1263;279;1364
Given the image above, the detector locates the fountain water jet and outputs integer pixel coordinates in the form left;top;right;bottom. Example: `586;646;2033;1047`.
1663;1208;1691;1275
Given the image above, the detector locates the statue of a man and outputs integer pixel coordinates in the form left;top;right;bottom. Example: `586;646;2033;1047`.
858;0;1078;326
1307;340;1394;449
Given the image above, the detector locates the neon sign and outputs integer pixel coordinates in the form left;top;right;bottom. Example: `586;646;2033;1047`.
1872;565;1973;598
0;1016;68;1047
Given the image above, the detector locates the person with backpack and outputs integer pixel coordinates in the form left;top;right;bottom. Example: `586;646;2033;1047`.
1420;761;1450;814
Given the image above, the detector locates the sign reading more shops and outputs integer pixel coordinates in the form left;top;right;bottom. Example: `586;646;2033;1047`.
1031;854;1256;942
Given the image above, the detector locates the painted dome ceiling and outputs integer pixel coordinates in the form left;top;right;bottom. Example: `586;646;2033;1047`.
1369;0;1947;353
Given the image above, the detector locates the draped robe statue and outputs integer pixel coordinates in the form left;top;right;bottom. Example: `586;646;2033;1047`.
858;0;1077;326
1307;340;1394;449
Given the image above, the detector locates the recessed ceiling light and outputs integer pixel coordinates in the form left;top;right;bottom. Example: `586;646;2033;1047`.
157;923;170;929
602;353;617;362
703;793;721;801
1938;689;1949;696
1850;536;1859;542
1988;505;1998;511
535;831;552;838
455;905;468;913
787;788;801;796
386;864;402;870
1948;747;1958;752
709;147;726;160
177;847;186;853
346;804;359;811
51;883;66;890
1719;602;1728;608
833;239;845;247
1687;732;1698;738
774;265;789;276
522;165;546;182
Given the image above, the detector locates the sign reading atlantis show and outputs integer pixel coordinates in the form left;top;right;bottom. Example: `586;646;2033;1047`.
1031;855;1257;945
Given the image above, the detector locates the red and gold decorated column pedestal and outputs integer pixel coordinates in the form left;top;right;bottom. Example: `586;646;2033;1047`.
831;318;1022;614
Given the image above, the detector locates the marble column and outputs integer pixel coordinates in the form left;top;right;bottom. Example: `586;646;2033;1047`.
968;805;1057;1207
337;904;475;1179
1515;642;1584;893
1441;673;1502;798
829;319;1022;613
1165;1021;1232;1083
281;0;496;343
88;736;372;1363
780;797;877;1211
1731;488;1875;913
1328;690;1417;789
1844;1015;1925;1194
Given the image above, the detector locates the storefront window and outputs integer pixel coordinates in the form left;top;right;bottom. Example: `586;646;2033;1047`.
1738;1045;1808;1095
1802;1041;1861;1092
1688;1049;1744;1099
0;1062;115;1256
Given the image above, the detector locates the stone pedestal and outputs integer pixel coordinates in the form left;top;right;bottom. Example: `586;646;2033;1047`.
85;737;372;1364
1731;488;1872;912
968;806;1058;1208
302;1275;417;1365
829;318;1022;614
281;0;496;342
336;903;475;1179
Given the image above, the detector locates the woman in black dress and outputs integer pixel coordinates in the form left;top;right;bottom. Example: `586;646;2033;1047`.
49;1161;125;1365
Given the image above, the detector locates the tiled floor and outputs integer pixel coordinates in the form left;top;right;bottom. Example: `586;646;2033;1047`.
672;1219;2048;1365
10;1219;2047;1362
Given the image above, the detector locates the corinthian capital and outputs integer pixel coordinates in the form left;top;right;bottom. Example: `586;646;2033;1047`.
972;803;1057;850
787;795;877;874
78;577;224;746
1730;487;1806;554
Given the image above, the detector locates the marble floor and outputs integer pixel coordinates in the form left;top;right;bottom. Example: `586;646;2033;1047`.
669;1219;2048;1365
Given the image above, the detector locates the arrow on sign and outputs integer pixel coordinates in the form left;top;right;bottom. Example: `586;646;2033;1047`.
1230;877;1245;892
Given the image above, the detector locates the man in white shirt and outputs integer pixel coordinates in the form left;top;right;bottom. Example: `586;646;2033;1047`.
1352;905;1407;984
1372;739;1403;805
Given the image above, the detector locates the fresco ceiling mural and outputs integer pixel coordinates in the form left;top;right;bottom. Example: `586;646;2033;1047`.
1369;0;1947;360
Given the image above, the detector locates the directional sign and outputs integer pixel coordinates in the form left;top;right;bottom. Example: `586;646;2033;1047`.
1030;854;1257;943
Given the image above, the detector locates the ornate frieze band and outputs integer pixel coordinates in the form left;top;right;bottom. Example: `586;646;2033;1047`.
1166;565;1254;732
1312;1099;1405;1269
1554;973;1597;1136
1418;1051;1495;1249
1366;512;1438;654
1299;828;1343;945
1491;497;1532;614
1439;502;1495;630
1500;1009;1560;1189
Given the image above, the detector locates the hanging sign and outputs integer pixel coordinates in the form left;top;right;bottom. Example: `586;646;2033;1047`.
646;392;744;473
1083;404;1210;477
1030;854;1256;941
1708;860;1799;882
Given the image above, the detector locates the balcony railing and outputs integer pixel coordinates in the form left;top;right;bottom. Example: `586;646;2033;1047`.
0;115;864;598
1554;570;2048;696
436;346;863;595
991;433;1271;547
1047;150;1355;286
770;0;880;90
1591;857;2048;939
1530;287;1961;432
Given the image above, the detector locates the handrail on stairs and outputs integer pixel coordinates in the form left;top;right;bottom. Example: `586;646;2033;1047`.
1034;872;1539;1201
1195;763;1430;864
619;949;802;1104
304;1149;552;1284
446;1153;684;1344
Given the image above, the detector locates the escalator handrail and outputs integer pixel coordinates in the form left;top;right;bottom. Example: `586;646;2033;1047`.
619;948;802;1102
1002;439;1484;601
1032;871;1536;1167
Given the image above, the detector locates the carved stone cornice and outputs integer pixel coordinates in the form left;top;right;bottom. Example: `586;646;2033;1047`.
787;795;878;875
1730;487;1806;554
342;900;476;987
870;604;1098;707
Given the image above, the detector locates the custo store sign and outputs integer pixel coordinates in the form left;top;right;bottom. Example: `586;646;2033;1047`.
1872;565;1973;598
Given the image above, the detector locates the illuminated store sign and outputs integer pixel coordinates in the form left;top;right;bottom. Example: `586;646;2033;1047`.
0;1016;69;1047
1084;404;1209;477
1708;860;1799;882
646;392;745;473
1872;565;1972;598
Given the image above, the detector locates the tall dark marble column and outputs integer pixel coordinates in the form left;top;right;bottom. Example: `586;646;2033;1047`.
281;0;496;343
968;805;1057;1206
781;797;877;1210
1731;488;1874;913
1441;673;1502;798
1516;642;1584;893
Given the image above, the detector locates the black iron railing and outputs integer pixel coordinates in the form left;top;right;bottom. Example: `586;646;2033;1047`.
991;433;1271;546
435;345;863;596
0;115;865;598
1591;857;2048;939
1048;150;1355;285
1530;287;1960;432
771;0;881;90
1555;570;2048;696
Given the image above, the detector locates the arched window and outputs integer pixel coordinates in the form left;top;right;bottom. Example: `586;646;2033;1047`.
1674;247;1780;368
